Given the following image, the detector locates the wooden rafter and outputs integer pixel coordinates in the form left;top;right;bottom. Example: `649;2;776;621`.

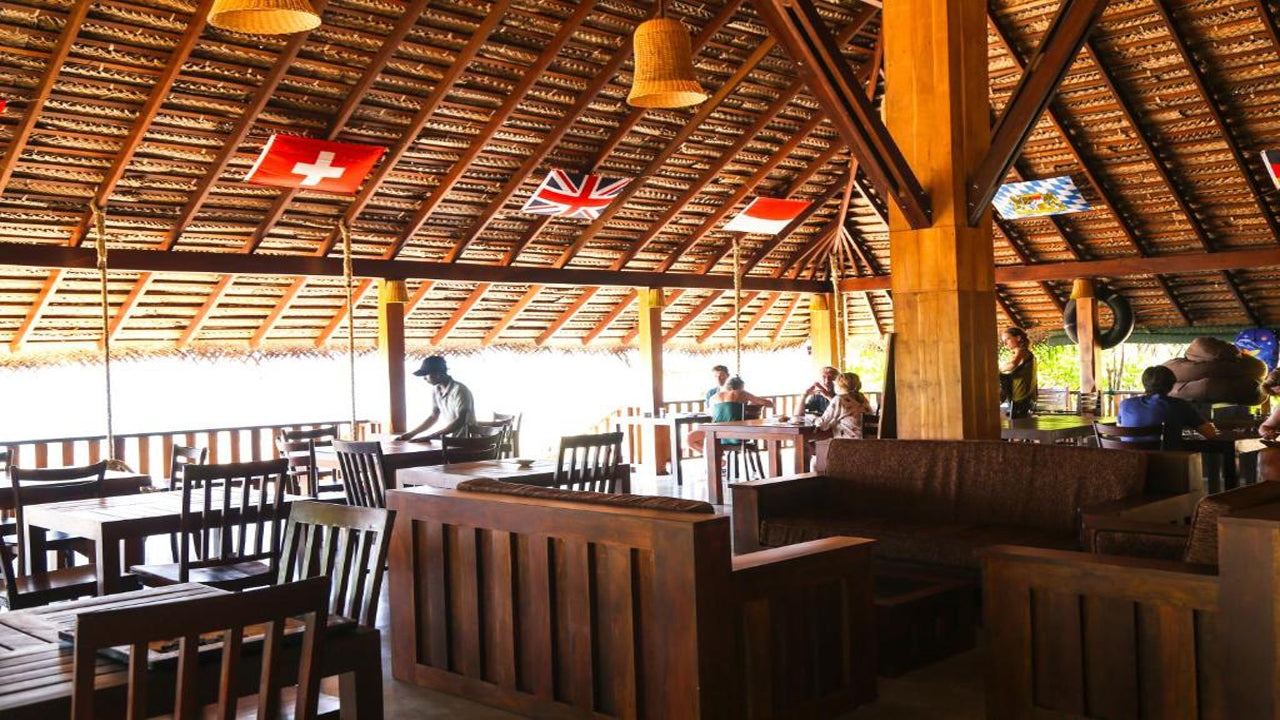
770;294;802;343
403;281;436;318
621;289;686;345
432;284;489;345
551;19;788;269
697;292;760;343
738;292;782;340
314;280;373;348
580;289;637;345
482;285;542;345
609;11;875;270
663;291;724;342
245;0;514;348
534;291;597;346
382;0;597;262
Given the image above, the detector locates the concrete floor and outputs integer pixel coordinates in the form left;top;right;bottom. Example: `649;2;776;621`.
369;455;988;718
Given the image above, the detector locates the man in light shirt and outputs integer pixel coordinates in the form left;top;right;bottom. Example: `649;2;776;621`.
398;355;476;441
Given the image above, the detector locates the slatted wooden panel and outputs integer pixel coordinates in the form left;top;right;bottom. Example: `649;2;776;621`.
985;546;1223;719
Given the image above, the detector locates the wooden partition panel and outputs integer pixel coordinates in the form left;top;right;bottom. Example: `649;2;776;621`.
388;488;734;719
984;546;1221;719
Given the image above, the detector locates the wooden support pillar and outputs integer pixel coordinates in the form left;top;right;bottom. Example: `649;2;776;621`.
378;280;408;434
885;0;1000;439
809;293;840;373
1219;508;1280;718
637;288;671;475
1072;278;1101;394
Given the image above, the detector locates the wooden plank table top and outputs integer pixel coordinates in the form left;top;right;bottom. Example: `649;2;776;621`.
1000;415;1111;443
399;459;558;489
0;583;382;719
314;434;443;474
699;419;829;504
0;470;149;512
24;489;298;595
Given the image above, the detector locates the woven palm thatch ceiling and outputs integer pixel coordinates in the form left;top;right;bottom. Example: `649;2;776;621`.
0;0;1275;359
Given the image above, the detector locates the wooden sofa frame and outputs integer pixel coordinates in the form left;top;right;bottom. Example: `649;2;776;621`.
386;485;878;719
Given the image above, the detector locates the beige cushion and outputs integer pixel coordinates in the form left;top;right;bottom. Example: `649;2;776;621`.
1184;481;1280;564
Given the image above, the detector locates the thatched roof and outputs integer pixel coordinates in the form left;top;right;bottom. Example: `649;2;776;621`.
0;0;1275;360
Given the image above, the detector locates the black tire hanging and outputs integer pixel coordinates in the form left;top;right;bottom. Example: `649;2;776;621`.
1063;286;1135;350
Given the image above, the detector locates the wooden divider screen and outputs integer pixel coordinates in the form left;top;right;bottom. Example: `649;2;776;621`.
984;545;1222;719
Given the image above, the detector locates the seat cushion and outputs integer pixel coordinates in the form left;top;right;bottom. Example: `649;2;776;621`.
130;560;273;590
759;514;1079;569
1184;481;1280;564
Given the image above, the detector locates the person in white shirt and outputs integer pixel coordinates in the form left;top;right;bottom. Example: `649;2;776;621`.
817;372;874;439
397;355;476;441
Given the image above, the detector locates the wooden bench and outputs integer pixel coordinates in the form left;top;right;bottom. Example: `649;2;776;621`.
386;483;879;719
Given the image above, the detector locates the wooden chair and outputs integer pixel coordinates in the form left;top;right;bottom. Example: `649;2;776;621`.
0;539;101;610
493;412;522;456
130;458;289;590
8;462;106;574
472;418;513;457
441;434;503;464
277;500;395;627
333;439;392;508
278;425;342;497
1094;421;1168;450
554;431;630;493
1077;390;1103;416
167;444;207;489
1036;387;1072;414
71;576;330;720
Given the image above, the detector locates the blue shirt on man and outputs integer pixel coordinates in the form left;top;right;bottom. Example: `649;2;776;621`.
1117;394;1206;441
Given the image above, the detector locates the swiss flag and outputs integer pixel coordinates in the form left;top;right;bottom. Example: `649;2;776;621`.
0;100;6;115
724;197;812;234
1264;149;1280;190
244;135;385;194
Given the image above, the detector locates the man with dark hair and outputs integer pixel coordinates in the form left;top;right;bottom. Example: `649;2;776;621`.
705;364;730;403
1118;365;1218;441
398;355;476;441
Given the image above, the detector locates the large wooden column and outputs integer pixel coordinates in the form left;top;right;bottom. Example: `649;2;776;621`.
885;0;1000;439
637;288;671;474
378;279;408;434
809;293;840;373
1072;279;1101;394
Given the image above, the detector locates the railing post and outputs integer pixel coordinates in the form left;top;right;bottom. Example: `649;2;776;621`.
636;287;671;476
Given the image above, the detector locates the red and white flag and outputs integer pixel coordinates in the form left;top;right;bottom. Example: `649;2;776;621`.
724;197;812;234
1264;149;1280;190
0;100;7;115
244;135;385;194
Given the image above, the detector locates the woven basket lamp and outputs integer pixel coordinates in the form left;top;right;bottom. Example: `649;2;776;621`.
627;17;708;108
208;0;321;34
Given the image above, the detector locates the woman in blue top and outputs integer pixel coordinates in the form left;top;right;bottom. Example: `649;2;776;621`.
689;376;774;448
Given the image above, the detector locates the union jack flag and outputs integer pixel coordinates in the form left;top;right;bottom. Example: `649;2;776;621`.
521;169;632;220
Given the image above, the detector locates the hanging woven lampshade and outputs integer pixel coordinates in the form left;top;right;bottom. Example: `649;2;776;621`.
208;0;321;35
627;17;708;109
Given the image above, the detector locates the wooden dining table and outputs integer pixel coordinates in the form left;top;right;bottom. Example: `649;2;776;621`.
0;583;382;719
1000;415;1109;443
699;419;828;504
314;435;444;478
0;469;150;512
24;489;298;595
399;459;559;489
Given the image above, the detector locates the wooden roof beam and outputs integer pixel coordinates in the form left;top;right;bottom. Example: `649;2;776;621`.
664;291;724;342
403;281;435;318
756;0;930;228
697;292;760;343
580;289;637;345
534;290;598;346
621;289;687;345
967;0;1111;225
769;294;802;343
314;279;374;348
739;292;782;340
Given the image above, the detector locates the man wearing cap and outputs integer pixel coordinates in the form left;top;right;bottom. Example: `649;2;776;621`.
397;355;476;441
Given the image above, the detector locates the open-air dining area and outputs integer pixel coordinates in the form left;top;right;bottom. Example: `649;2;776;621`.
0;0;1279;715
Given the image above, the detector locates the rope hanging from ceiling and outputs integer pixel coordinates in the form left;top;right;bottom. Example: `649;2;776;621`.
732;233;742;376
89;203;128;470
829;254;845;369
339;220;358;438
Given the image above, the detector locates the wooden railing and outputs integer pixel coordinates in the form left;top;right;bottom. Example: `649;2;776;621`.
0;419;382;481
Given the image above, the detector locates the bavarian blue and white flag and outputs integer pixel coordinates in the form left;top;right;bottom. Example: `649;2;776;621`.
992;176;1091;219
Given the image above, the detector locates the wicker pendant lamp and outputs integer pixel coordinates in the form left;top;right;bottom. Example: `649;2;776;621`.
208;0;320;34
627;3;707;109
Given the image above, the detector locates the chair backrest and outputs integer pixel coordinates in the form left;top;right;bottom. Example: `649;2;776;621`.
441;434;503;464
71;576;330;720
1036;388;1071;413
333;439;391;508
493;412;522;455
9;462;106;573
554;431;628;493
1094;422;1166;451
744;404;764;420
276;436;318;496
168;444;207;488
1078;390;1102;416
278;501;395;627
177;459;290;582
280;424;338;448
0;542;31;609
1183;481;1280;564
473;418;513;457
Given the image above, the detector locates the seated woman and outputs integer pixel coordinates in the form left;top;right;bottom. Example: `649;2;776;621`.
816;372;875;439
1119;365;1218;442
688;376;774;448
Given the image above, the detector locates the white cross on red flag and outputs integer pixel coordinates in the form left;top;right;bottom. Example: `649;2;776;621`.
244;135;385;194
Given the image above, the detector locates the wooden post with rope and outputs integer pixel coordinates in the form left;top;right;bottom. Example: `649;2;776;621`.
90;203;130;471
339;220;359;439
732;233;743;377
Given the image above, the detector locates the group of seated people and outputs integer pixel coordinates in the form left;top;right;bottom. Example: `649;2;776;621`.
690;364;875;447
